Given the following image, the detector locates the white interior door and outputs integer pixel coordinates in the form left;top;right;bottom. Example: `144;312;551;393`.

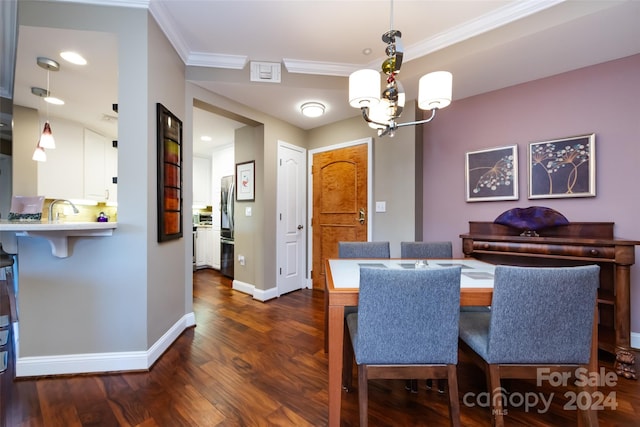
277;141;307;295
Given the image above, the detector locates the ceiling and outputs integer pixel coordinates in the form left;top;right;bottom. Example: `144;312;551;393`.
10;0;640;157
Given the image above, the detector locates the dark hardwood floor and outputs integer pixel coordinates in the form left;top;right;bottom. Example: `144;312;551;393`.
2;269;639;426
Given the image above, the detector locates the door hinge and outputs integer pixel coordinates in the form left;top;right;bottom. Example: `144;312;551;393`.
310;270;313;279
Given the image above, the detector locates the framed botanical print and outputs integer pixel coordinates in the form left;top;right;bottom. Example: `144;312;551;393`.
528;133;595;199
465;145;518;202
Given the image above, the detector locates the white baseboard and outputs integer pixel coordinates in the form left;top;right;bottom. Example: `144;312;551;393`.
15;311;195;378
231;279;253;295
232;279;277;301
256;286;278;301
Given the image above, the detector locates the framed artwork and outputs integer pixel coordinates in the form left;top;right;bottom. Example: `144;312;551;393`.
236;160;255;201
528;133;595;199
465;145;518;202
156;103;183;242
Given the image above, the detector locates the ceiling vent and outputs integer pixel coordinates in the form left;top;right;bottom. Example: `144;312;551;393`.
250;61;281;83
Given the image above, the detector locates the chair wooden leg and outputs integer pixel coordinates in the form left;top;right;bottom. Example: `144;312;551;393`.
446;365;461;427
487;364;504;427
577;363;598;427
358;364;369;427
405;379;418;393
342;321;354;391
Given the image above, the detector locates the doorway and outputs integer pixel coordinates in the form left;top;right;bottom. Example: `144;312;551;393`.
308;138;372;290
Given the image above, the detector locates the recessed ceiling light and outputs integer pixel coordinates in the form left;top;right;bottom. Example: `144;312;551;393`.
200;136;212;141
301;102;325;118
60;51;87;65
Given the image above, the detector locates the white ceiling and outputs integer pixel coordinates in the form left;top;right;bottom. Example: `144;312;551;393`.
11;0;640;157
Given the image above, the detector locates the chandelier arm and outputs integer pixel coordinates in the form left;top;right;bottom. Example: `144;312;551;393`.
394;109;438;128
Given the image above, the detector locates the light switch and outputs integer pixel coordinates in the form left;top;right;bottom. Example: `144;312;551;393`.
375;201;386;212
245;207;252;216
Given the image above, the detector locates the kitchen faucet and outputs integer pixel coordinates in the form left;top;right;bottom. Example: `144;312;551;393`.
48;199;80;222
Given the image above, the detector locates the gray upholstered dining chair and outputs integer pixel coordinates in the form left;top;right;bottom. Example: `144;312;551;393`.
344;266;462;427
338;241;390;259
400;241;454;393
458;265;600;427
400;241;453;259
337;241;391;389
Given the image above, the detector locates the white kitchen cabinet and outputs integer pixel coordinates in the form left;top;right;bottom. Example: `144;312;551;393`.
84;129;117;203
196;226;214;268
193;156;211;207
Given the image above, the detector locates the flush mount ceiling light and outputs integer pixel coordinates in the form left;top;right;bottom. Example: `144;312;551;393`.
348;0;452;137
300;102;325;118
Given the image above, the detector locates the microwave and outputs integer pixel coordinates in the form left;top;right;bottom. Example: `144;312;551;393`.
196;212;212;225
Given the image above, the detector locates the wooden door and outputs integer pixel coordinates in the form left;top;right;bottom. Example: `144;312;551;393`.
312;143;368;289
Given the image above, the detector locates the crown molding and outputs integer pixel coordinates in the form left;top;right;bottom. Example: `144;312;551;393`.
406;0;566;61
187;52;248;69
282;59;360;77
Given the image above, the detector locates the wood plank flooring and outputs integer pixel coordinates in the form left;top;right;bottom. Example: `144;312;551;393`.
1;269;639;426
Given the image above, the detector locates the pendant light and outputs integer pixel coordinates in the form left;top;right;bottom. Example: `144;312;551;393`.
32;57;62;161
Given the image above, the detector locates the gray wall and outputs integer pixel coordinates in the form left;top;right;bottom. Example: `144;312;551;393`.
15;1;185;360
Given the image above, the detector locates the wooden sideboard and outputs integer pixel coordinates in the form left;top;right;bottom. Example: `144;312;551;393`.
461;221;639;379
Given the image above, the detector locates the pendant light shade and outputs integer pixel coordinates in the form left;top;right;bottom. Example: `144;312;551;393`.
348;69;381;108
32;146;46;162
38;121;56;149
418;71;453;111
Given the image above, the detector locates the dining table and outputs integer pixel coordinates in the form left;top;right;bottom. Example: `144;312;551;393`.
323;257;599;426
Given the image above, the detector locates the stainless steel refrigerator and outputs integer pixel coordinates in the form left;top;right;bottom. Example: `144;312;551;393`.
220;175;234;278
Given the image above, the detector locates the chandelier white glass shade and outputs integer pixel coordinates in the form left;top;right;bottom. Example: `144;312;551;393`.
348;69;381;108
348;2;452;137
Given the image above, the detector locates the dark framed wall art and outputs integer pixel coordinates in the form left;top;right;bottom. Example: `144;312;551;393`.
528;133;595;199
157;103;183;242
465;145;518;202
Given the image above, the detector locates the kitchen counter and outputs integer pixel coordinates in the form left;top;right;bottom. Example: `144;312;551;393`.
0;220;117;258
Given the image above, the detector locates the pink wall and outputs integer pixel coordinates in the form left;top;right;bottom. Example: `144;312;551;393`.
422;54;640;337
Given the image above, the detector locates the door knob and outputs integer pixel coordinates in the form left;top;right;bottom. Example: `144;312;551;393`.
356;208;365;225
297;225;304;230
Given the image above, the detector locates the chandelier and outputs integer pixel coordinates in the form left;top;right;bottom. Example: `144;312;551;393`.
348;0;452;137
